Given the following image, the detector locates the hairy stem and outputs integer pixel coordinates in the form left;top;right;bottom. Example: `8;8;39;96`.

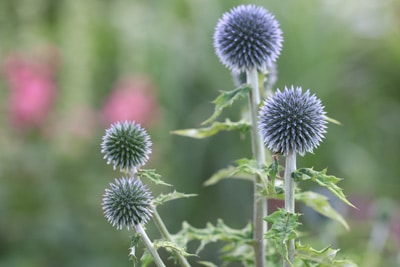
152;207;191;267
246;68;267;267
135;223;166;267
284;152;296;267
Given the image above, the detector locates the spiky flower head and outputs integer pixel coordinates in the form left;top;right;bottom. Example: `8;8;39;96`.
101;121;152;172
213;4;283;72
258;86;327;156
102;177;153;230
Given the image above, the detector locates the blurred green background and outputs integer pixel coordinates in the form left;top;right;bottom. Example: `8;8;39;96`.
1;0;399;266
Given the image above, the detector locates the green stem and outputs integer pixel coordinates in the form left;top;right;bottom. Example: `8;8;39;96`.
130;169;191;266
134;223;166;267
246;68;267;267
152;207;191;267
284;152;296;267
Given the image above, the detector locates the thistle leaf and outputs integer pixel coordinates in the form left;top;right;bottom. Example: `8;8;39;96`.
204;158;272;187
129;234;141;267
171;120;250;139
202;84;251;125
292;168;355;208
296;242;358;266
203;165;253;186
153;240;196;257
172;219;253;257
264;209;301;264
154;191;197;206
137;169;172;187
296;191;349;230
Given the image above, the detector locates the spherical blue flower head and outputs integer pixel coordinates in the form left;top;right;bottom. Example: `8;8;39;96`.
258;86;327;156
102;177;153;230
213;5;283;72
101;121;152;172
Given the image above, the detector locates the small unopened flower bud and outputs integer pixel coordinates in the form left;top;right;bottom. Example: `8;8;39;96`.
101;121;152;172
213;4;283;72
259;86;327;156
102;177;153;230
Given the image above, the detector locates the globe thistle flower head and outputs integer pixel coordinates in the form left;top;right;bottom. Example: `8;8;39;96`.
102;177;153;230
101;121;152;172
258;86;327;156
213;4;283;72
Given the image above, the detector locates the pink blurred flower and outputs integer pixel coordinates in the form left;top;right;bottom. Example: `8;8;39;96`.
2;48;58;129
102;76;160;127
391;214;400;244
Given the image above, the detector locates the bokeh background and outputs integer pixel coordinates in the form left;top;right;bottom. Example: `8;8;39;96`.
1;0;399;266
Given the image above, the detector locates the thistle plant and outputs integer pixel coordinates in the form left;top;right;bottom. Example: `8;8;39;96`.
100;4;357;267
100;121;191;267
102;177;166;267
214;5;283;266
259;86;327;266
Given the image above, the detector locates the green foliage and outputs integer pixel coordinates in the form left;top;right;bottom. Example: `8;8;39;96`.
293;168;355;208
201;84;251;125
154;240;196;258
264;209;301;265
171;84;252;139
153;191;197;206
129;231;196;267
137;169;172;187
204;157;285;198
296;191;349;230
129;234;141;266
262;209;355;265
204;158;266;186
296;242;357;267
203;164;253;186
139;250;153;267
269;155;280;190
171;219;253;265
171;119;250;139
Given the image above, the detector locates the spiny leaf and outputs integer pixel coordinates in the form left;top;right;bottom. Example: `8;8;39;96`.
154;191;197;206
172;219;253;255
204;158;271;187
296;191;349;230
129;234;141;267
202;84;251;125
220;243;254;265
264;209;301;265
136;169;172;187
264;209;301;241
269;154;280;192
296;242;358;267
153;240;196;258
293;168;355;208
203;165;253;187
171;120;250;139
